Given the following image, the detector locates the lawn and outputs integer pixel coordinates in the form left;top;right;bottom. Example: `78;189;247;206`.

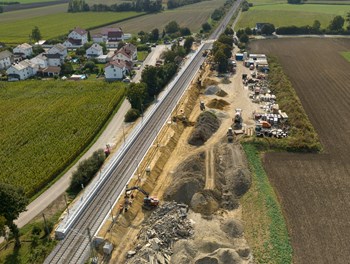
340;51;350;62
137;51;149;61
235;3;349;29
0;80;125;197
0;10;144;43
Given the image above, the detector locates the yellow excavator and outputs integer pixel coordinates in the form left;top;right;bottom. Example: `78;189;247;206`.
125;185;159;210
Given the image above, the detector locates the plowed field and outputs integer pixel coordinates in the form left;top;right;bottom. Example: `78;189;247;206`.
249;38;350;264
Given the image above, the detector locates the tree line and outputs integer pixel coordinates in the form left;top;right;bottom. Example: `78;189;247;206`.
167;0;203;9
68;0;162;13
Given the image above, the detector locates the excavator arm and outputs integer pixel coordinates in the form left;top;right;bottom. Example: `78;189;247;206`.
125;185;149;197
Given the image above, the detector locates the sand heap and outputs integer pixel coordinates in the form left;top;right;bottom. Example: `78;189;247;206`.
206;99;230;110
188;111;221;146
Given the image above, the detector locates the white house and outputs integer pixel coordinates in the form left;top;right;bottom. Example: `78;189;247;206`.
104;60;131;81
86;43;103;58
0;50;13;70
67;27;88;46
6;60;37;81
13;43;33;58
113;43;137;63
30;53;48;69
63;38;83;48
123;43;137;60
114;49;132;62
46;53;61;67
48;44;67;59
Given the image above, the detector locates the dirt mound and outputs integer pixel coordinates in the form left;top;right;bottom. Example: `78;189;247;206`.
190;190;220;215
188;111;221;146
204;85;220;95
216;89;228;97
195;256;219;264
215;248;242;264
164;153;205;204
206;99;230;110
220;219;244;238
232;169;252;197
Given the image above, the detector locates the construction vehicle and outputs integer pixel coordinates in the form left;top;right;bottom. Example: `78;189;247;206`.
125;185;159;210
227;127;234;142
233;109;243;130
200;101;205;111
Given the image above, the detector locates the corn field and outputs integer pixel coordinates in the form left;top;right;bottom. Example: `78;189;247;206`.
0;80;125;197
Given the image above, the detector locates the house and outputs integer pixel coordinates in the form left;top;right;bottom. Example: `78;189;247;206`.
46;53;62;67
40;66;61;77
30;53;48;69
97;55;108;63
86;43;103;58
67;27;88;46
92;27;124;43
104;59;131;81
6;60;37;81
113;43;137;63
63;38;83;48
106;41;119;49
48;44;67;59
0;50;13;70
13;43;33;58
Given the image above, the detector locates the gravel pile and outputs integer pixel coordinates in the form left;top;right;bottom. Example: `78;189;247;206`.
126;202;194;264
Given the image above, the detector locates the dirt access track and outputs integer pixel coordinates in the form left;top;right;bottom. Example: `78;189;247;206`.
249;38;350;264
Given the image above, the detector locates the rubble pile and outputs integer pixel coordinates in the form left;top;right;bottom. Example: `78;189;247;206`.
126;202;194;264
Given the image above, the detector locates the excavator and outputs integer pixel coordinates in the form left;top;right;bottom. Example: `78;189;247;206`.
125;185;159;210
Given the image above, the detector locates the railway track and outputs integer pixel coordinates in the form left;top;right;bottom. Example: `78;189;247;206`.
45;1;241;262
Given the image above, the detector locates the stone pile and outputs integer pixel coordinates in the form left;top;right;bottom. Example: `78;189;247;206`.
126;202;194;264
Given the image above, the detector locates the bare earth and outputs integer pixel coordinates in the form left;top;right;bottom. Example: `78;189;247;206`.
249;38;350;264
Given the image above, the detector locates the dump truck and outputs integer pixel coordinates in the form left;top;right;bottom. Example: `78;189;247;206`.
233;109;243;129
227;127;234;142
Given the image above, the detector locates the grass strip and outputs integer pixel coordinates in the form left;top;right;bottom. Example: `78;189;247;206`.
241;143;292;264
340;51;350;62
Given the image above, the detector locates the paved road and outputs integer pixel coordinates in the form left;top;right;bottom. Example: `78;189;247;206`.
44;1;242;263
13;45;169;229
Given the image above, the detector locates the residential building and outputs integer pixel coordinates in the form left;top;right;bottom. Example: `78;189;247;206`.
13;43;33;58
30;53;48;69
92;27;124;43
86;43;103;58
46;53;61;67
66;27;88;47
104;59;131;81
41;66;61;77
48;44;67;59
6;60;37;81
63;38;83;48
0;50;13;70
113;43;137;63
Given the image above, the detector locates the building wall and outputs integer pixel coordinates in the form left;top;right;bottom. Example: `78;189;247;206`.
0;57;11;70
105;65;124;80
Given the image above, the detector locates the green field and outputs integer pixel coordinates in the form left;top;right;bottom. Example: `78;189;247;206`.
340;51;350;62
0;10;144;43
236;3;349;29
0;80;125;197
104;0;226;34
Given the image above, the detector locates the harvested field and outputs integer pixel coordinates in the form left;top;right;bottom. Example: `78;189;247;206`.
99;0;226;34
249;38;350;264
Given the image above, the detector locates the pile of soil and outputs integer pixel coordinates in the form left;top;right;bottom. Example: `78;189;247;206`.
188;111;221;146
206;99;230;110
216;89;228;97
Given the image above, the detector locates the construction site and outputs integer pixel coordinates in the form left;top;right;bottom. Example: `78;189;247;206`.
87;44;289;264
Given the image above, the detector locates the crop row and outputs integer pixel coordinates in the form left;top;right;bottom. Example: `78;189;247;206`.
0;80;125;197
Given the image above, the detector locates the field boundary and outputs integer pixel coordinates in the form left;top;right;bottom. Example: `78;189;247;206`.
241;143;292;264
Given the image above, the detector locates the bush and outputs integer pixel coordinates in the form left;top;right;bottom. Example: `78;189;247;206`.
68;149;106;194
31;225;42;236
125;108;140;122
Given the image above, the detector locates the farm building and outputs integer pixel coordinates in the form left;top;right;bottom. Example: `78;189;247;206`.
0;50;13;70
86;43;103;58
6;60;37;81
13;43;33;58
104;59;131;81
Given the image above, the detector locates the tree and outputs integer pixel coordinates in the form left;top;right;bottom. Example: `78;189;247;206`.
126;83;148;110
245;27;252;35
242;0;249;11
141;65;161;96
0;215;5;237
0;183;28;248
312;20;321;31
328;15;345;31
0;6;3;13
224;27;234;35
87;31;91;42
347;12;350;30
239;33;249;43
184;36;194;53
165;21;180;34
150;28;159;42
31;26;42;42
218;34;233;47
261;23;275;35
61;62;74;75
202;22;212;32
211;8;224;21
180;27;191;36
214;50;228;73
